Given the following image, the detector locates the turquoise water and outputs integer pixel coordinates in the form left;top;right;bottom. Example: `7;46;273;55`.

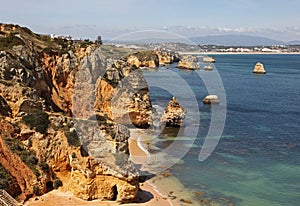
143;55;300;205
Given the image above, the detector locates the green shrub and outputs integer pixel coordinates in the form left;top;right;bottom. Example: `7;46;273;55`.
39;162;49;173
27;155;38;165
22;110;49;134
21;27;33;35
65;130;81;147
53;179;63;189
3;69;13;80
28;138;32;147
33;186;40;196
0;164;12;190
0;33;24;50
71;152;77;158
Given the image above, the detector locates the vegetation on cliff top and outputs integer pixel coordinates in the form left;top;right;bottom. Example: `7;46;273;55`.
0;33;25;50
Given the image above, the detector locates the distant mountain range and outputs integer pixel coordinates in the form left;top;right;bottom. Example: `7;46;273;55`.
109;34;300;46
189;35;300;46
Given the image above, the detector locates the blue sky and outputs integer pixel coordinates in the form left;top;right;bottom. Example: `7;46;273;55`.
0;0;300;41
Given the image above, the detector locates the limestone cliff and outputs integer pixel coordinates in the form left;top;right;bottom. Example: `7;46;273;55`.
126;51;159;68
177;55;200;70
155;50;180;65
0;23;151;203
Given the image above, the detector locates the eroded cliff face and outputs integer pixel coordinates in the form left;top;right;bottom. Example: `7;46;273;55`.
0;120;33;200
177;55;200;70
126;51;159;68
155;51;180;65
0;24;149;203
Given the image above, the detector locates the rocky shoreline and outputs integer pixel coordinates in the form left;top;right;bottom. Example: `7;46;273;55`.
0;23;200;205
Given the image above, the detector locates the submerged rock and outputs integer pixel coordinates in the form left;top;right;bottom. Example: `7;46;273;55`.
161;97;186;127
203;95;220;104
253;62;266;74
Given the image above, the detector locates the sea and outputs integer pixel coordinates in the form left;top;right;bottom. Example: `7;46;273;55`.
141;54;300;206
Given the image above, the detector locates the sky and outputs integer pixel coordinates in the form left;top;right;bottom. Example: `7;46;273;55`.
0;0;300;41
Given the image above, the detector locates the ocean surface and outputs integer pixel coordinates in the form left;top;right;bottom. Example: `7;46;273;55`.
142;54;300;206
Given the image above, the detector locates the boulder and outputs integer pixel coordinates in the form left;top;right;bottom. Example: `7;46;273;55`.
203;95;220;104
161;97;186;127
253;62;266;74
67;157;139;202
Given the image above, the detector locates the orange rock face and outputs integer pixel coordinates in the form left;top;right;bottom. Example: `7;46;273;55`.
0;24;151;203
0;120;35;200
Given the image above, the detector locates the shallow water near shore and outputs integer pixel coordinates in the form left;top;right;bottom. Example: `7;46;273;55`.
141;54;300;205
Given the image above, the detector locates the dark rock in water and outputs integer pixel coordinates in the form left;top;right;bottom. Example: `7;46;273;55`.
161;97;186;127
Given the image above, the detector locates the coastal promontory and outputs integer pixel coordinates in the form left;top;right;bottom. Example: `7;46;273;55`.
0;23;156;203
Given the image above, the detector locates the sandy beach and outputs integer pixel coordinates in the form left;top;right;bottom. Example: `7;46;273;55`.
24;129;196;206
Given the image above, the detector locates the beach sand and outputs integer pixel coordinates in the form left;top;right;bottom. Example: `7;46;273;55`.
24;129;195;206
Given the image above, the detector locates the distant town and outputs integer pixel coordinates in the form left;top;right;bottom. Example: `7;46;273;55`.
108;42;300;54
200;44;300;53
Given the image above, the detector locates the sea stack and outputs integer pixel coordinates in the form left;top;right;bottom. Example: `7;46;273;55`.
161;97;186;127
253;62;266;74
203;95;220;104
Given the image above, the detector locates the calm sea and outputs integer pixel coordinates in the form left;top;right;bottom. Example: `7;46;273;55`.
142;54;300;206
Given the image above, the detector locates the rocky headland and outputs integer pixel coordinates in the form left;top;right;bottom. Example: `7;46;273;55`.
0;23;158;203
0;23;197;205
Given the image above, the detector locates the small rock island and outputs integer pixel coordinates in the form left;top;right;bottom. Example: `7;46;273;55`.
253;62;266;74
161;97;186;127
203;95;220;104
